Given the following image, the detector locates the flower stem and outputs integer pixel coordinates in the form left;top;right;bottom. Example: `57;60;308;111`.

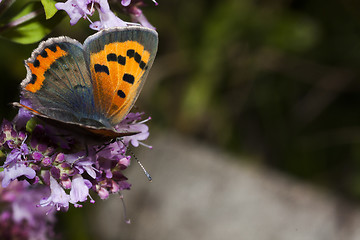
0;0;15;17
0;8;43;33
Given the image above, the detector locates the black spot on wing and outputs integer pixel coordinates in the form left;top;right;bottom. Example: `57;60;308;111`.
134;52;141;63
127;49;135;58
30;74;37;84
94;64;109;75
57;43;68;51
117;90;126;98
40;50;48;58
33;59;40;68
139;61;146;70
107;53;126;65
123;74;134;84
48;45;57;52
126;49;147;69
107;53;117;62
118;55;126;65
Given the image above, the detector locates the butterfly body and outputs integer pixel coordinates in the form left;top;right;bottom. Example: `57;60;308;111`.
15;26;158;140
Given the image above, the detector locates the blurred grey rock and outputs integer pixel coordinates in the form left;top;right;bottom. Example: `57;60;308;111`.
91;132;360;240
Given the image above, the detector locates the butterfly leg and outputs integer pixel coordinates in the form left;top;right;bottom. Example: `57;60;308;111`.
95;139;114;154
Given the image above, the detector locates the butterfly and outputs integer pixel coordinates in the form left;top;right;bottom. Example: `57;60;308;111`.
13;26;158;141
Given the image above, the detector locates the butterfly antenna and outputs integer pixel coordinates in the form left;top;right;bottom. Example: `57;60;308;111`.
119;139;152;182
136;155;152;182
131;149;152;182
118;192;131;224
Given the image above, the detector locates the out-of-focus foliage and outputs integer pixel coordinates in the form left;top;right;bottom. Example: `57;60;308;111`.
143;0;360;200
0;0;63;44
41;0;58;19
1;0;360;202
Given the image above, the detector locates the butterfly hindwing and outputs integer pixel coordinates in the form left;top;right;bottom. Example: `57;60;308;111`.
21;37;97;125
83;26;158;126
13;102;139;140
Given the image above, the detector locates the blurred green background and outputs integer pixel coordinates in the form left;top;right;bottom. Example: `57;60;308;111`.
2;0;360;237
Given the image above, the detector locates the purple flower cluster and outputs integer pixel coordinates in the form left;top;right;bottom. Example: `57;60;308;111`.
0;178;55;240
55;0;157;30
0;109;151;212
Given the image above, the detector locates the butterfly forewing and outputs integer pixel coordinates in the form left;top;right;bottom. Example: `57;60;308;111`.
83;27;158;126
21;37;96;124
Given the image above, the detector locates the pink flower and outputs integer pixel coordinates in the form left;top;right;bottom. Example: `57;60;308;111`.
70;175;92;206
55;0;88;25
2;163;36;188
56;0;127;30
39;176;70;211
121;0;131;6
0;177;55;240
0;105;150;210
56;0;157;30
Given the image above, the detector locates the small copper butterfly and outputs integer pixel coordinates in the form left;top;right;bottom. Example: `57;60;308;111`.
14;26;158;141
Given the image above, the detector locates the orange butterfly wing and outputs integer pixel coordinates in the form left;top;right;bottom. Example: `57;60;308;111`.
84;27;158;127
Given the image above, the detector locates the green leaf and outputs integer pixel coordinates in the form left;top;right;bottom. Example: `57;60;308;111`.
26;117;38;133
41;0;58;19
0;1;65;44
